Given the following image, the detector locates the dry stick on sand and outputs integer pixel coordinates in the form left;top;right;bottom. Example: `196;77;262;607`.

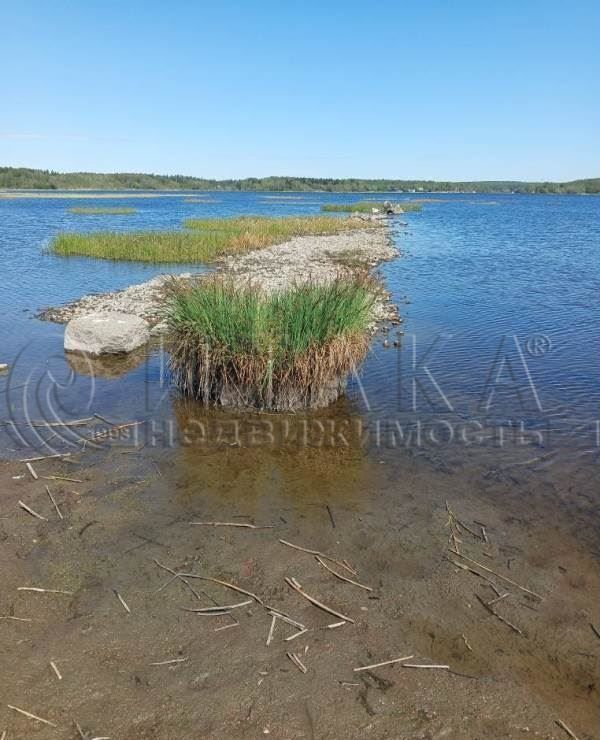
7;704;57;728
285;577;354;624
279;539;357;576
191;521;274;529
285;628;309;642
555;719;581;740
45;485;63;520
475;594;523;636
18;500;48;521
449;548;543;600
25;462;38;480
268;610;306;631
315;556;373;592
1;615;33;622
353;655;414;672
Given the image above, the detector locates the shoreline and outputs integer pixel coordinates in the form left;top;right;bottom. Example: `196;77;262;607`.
39;226;400;331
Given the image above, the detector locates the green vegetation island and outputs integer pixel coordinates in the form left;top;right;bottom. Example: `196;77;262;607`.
1;166;598;194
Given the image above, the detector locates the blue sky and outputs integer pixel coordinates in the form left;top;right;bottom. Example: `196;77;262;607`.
1;0;598;180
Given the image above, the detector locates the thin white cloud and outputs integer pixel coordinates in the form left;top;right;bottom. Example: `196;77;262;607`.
0;132;129;143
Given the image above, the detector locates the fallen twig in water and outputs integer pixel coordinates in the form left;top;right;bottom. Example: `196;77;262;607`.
114;590;131;613
327;620;347;629
43;475;83;483
590;623;600;640
315;556;373;592
183;599;252;614
19;500;47;521
32;417;94;428
285;628;309;642
214;622;239;632
150;657;188;666
475;594;523;635
287;651;307;673
402;663;450;670
18;586;73;595
353;655;414;672
25;462;38;480
50;660;63;680
45;485;63;520
279;539;357;576
191;521;274;529
177;572;264;605
449;548;543;600
285;576;354;624
267;609;306;631
461;633;473;652
7;704;57;727
1;615;32;622
20;452;72;463
555;719;581;740
266;615;277;646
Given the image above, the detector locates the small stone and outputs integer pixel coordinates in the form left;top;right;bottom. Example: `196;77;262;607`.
0;363;8;372
64;312;150;356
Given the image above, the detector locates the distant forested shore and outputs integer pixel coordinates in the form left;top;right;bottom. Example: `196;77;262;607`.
1;167;598;194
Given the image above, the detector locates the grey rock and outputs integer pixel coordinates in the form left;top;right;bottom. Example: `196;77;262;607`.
64;312;150;356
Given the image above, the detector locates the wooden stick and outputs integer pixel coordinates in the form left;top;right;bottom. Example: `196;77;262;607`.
0;615;32;622
191;521;273;529
114;590;131;613
7;704;57;727
18;587;73;595
20;452;71;462
214;622;239;632
150;657;188;666
555;719;581;740
315;556;372;592
25;462;38;480
287;651;307;673
18;500;47;521
327;620;347;629
178;572;264;605
45;485;63;520
32;417;94;427
279;539;357;575
42;475;82;483
449;548;543;600
285;628;309;642
184;599;252;613
267;610;306;631
402;664;450;670
266;614;277;646
353;655;414;672
50;661;62;680
475;594;523;635
590;623;600;640
285;576;354;624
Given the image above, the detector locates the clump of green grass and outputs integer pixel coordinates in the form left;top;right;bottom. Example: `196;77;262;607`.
68;207;137;215
166;276;377;410
52;215;375;263
321;201;422;213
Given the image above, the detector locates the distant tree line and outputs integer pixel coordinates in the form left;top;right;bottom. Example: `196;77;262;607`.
1;167;598;194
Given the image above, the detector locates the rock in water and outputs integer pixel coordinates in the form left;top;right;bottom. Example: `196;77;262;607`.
64;312;150;356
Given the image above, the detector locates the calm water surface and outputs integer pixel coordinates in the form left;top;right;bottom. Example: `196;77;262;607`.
1;191;598;471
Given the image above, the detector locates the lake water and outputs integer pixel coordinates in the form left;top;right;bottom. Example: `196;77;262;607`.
1;192;598;470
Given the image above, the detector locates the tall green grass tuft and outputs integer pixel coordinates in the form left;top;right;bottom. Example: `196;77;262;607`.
52;215;376;263
69;207;137;215
166;276;377;410
322;201;422;213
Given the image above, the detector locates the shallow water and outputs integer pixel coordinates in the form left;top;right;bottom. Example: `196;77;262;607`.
1;191;598;466
2;191;600;736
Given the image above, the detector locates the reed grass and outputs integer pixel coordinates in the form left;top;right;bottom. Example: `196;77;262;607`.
52;215;374;263
68;207;137;215
166;276;377;410
321;201;422;213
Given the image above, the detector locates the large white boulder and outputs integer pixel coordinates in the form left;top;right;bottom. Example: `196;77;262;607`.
64;312;150;356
